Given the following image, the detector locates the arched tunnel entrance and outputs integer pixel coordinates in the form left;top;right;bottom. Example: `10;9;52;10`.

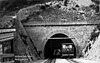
44;33;76;59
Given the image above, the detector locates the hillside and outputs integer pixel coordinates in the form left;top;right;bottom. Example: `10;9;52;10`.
83;24;100;62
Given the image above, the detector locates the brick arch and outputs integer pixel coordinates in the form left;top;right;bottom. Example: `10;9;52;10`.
41;30;80;58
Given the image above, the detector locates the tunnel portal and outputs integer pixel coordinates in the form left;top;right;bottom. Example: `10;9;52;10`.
44;33;76;59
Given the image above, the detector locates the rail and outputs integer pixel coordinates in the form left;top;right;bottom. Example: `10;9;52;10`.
0;54;14;58
44;58;80;63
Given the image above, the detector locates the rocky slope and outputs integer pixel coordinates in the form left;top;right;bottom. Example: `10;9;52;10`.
83;24;100;62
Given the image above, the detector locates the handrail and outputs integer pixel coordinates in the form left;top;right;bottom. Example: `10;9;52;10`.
0;29;16;34
0;54;14;58
0;36;14;42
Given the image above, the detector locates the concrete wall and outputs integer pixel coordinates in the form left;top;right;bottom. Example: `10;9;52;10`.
25;25;96;58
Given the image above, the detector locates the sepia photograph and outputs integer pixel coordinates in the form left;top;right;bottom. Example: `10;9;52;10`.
0;0;100;63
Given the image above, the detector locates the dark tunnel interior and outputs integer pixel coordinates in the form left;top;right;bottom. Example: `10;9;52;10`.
44;33;76;59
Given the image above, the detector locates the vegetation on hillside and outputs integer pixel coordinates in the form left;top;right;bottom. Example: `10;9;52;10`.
0;0;100;28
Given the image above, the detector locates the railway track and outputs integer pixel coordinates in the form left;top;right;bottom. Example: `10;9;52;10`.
44;59;56;63
44;58;80;63
67;59;80;63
